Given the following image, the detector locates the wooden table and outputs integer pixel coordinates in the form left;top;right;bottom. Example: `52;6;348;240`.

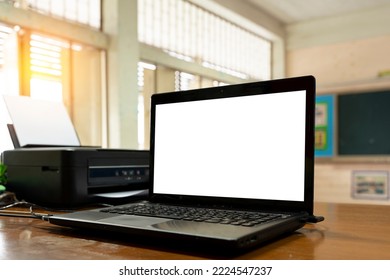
1;202;390;259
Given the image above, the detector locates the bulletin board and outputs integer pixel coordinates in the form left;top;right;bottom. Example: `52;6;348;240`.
315;95;334;157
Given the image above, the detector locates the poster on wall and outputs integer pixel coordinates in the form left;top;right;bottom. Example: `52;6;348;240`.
315;95;334;157
352;170;389;200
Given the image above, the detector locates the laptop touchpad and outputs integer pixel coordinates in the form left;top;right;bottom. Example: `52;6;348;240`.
99;215;171;227
153;220;254;238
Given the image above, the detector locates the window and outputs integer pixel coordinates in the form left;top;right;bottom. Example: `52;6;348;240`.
13;0;101;29
0;22;104;151
138;0;271;81
0;23;19;95
175;71;197;91
28;33;67;102
0;23;19;153
138;61;156;149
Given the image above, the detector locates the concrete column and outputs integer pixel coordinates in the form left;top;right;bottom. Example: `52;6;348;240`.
102;0;139;148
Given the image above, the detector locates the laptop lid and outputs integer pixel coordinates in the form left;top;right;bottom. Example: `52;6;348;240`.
149;76;315;215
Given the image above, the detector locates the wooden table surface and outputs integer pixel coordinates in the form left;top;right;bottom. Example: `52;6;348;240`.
1;202;390;259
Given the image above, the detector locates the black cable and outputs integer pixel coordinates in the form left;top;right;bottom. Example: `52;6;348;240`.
0;201;52;220
0;196;114;220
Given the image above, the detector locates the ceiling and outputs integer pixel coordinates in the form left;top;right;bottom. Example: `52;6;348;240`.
244;0;390;24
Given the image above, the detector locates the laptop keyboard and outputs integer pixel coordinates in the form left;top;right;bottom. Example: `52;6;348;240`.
100;203;288;227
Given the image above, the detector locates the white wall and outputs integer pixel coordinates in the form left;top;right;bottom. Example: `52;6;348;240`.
286;4;390;90
286;4;390;205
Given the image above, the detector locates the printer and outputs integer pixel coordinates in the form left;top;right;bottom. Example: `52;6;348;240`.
2;148;149;207
1;96;149;207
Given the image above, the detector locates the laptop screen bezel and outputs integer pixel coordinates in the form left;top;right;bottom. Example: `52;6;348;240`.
149;76;315;215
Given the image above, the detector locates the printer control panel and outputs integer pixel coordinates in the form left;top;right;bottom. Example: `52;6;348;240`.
88;165;149;186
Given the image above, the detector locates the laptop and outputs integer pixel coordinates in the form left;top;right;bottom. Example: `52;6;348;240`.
48;75;322;252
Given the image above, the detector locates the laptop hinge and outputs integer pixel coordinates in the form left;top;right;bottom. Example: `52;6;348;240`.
301;215;325;223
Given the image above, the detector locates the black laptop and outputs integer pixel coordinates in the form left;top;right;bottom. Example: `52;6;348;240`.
48;75;321;252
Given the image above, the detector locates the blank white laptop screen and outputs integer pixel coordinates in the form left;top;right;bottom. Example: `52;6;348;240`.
153;90;306;202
